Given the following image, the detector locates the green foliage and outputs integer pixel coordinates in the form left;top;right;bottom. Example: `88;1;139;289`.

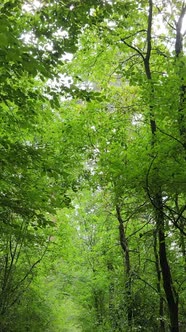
0;0;186;331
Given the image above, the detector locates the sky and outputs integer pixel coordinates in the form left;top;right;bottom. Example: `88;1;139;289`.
21;0;186;91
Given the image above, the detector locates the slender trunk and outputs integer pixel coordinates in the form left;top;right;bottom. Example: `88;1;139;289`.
153;229;165;332
107;262;116;329
144;2;179;331
116;205;132;330
175;6;186;149
180;227;186;273
155;194;179;332
175;196;186;272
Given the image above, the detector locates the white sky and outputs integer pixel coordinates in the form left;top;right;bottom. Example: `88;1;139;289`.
22;0;42;13
21;0;186;91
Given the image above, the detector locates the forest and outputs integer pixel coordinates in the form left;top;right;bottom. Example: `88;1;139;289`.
0;0;186;331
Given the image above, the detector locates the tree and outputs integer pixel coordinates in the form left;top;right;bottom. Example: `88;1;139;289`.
0;1;95;328
62;0;186;330
1;0;186;330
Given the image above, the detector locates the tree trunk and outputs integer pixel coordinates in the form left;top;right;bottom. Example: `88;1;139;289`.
153;229;165;332
155;193;179;332
116;204;132;330
175;5;186;149
143;2;180;330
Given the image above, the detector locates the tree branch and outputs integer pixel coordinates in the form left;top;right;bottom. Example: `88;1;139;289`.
156;126;186;148
121;39;145;60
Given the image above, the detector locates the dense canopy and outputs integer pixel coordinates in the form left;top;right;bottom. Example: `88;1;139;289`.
0;0;186;331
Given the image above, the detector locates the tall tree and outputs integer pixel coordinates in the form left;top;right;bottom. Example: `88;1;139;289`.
63;0;186;330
